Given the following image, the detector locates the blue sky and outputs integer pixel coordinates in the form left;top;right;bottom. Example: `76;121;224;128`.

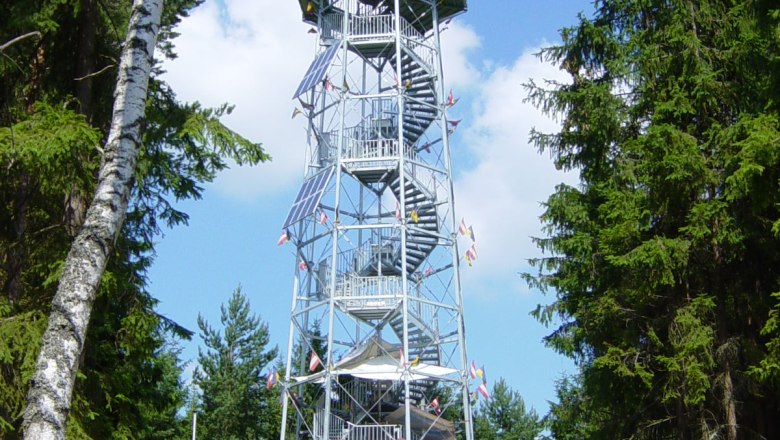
151;0;591;416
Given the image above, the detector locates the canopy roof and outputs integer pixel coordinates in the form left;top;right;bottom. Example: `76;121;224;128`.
293;335;456;383
296;0;467;34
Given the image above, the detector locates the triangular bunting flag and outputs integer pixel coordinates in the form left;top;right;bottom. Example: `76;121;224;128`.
309;350;321;372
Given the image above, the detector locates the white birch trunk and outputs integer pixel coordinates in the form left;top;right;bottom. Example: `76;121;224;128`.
22;1;163;438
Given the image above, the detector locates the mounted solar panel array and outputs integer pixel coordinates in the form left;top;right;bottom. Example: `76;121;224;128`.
282;167;335;229
292;42;342;99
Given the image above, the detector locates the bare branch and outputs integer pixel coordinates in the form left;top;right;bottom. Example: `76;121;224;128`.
0;31;42;52
74;64;115;81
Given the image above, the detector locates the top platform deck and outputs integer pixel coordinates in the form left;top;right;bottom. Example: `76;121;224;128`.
296;0;467;34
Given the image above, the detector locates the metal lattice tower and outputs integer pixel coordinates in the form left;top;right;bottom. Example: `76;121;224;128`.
280;1;472;439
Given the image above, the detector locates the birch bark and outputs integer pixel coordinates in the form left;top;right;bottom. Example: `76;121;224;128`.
22;1;163;438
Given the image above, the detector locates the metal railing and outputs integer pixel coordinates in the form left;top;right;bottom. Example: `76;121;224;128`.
338;274;403;310
314;409;347;440
346;423;402;440
321;13;423;42
321;128;420;169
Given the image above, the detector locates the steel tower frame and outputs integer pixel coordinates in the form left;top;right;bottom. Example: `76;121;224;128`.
280;1;471;439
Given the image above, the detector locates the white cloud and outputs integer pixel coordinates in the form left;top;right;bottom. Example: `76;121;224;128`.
164;4;485;201
440;22;482;90
454;48;578;293
162;0;313;200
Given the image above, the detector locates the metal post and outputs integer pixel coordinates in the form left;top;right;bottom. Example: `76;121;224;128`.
191;412;197;440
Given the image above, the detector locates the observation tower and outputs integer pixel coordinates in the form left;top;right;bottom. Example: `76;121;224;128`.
279;1;472;439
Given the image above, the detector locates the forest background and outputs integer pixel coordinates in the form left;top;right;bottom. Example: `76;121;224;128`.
2;0;780;439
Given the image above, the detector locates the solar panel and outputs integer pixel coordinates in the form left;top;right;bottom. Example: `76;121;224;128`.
282;167;335;229
293;42;342;99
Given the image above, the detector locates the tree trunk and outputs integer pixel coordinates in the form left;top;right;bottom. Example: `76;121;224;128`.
21;1;163;438
723;360;737;440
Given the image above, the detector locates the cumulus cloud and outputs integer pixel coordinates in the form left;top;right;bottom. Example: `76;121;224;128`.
164;4;485;201
453;48;577;294
440;22;482;90
162;0;313;200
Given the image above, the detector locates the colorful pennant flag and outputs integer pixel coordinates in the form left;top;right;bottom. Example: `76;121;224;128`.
410;209;419;224
467;225;476;242
277;229;290;246
477;382;489;400
448;119;462;134
306;1;315;13
395;202;402;221
291;107;302;119
410;357;420;367
466;244;477;261
465;253;473;267
319;207;328;225
404;79;412;89
423;266;433;278
309;350;321;372
469;360;477;379
431;396;440;409
399;348;405;367
447;89;459;107
481;365;487;383
298;98;315;111
266;369;277;390
476;364;484;381
299;259;308;271
459;218;468;236
323;78;334;91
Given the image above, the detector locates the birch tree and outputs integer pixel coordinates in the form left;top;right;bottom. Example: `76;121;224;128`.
22;1;165;438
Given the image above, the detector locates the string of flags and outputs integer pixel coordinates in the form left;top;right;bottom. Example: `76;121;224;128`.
470;360;490;401
459;218;478;267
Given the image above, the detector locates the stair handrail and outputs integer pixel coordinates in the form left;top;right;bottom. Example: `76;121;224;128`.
314;408;347;440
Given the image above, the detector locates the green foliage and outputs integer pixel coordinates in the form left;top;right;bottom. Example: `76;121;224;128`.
1;0;269;437
472;378;542;440
526;0;780;438
0;303;46;432
193;287;280;440
543;375;600;440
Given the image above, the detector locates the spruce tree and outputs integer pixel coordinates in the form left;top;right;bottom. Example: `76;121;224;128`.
193;287;279;440
473;378;542;440
526;1;780;438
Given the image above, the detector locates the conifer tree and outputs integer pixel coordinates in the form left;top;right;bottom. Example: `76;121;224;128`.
526;1;780;438
473;378;542;440
193;287;279;440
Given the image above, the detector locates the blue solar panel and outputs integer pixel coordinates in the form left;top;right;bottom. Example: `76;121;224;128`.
282;167;335;229
293;42;342;99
